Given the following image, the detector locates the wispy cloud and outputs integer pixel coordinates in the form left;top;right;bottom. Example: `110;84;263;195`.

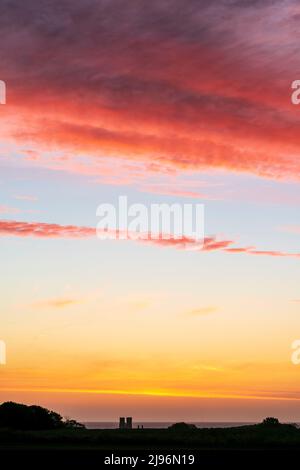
31;298;81;309
0;220;95;238
187;306;218;316
1;218;300;259
280;225;300;234
0;204;19;215
14;194;38;202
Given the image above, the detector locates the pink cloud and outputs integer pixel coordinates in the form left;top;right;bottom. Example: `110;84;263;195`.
14;195;38;202
0;220;95;238
0;205;20;215
280;225;300;234
1;218;300;259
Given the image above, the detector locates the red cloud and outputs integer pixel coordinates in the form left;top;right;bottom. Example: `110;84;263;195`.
0;220;95;238
1;0;300;183
1;219;299;259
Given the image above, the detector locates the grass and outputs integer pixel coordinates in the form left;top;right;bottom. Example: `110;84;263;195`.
0;423;300;450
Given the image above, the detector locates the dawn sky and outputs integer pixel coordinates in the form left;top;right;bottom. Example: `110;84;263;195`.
0;0;300;421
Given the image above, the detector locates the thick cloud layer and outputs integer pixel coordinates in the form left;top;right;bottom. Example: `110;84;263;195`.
1;0;300;179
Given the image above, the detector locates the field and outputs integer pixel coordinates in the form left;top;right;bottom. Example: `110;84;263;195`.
1;423;300;467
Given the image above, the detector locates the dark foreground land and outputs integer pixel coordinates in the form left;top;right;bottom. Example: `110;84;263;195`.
2;421;300;449
1;423;300;467
0;405;299;467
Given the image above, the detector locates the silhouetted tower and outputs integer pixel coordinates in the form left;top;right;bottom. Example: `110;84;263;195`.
126;417;132;429
119;417;126;429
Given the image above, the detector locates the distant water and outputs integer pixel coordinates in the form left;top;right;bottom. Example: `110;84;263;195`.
84;421;256;429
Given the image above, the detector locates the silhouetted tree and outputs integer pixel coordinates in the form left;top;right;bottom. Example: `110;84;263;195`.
262;417;280;426
65;419;85;429
0;402;84;430
168;422;197;432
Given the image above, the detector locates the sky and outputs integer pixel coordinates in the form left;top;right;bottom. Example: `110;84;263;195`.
0;0;300;422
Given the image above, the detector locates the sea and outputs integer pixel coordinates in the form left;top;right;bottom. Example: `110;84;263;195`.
84;421;256;429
